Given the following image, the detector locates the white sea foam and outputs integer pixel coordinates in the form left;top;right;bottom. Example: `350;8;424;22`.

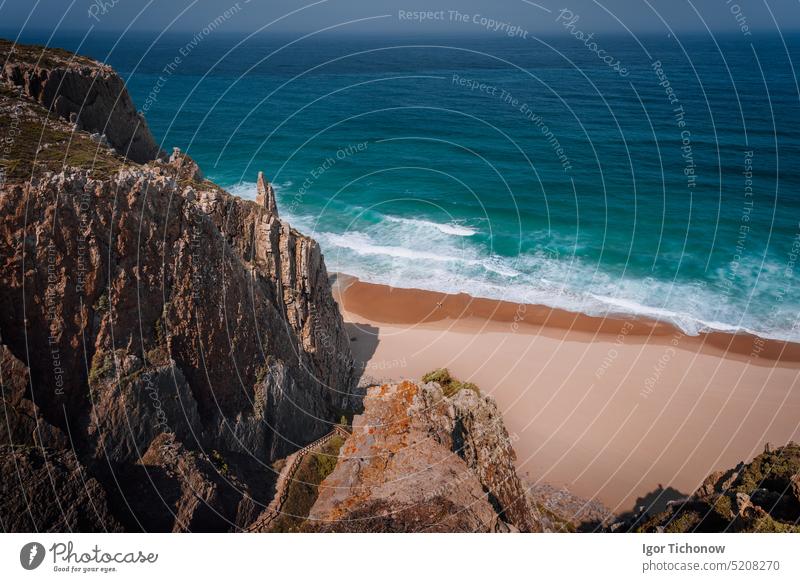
224;181;257;200
224;180;291;201
319;232;800;342
217;180;800;343
384;215;478;237
323;232;463;263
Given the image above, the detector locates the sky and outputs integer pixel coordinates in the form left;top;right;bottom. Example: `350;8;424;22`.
0;0;798;37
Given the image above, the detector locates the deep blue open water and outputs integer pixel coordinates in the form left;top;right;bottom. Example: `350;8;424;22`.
11;30;800;340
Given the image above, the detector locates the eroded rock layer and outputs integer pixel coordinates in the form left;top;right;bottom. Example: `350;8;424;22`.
0;40;356;532
308;381;543;532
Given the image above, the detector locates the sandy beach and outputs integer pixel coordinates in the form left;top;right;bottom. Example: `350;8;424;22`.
332;274;800;515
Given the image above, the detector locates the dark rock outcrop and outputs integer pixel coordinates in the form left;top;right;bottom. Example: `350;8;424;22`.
110;433;263;533
0;445;123;532
0;342;68;449
623;443;800;533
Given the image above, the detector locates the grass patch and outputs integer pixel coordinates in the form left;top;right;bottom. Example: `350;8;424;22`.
268;434;345;533
0;39;99;70
154;316;166;346
88;350;114;386
422;368;480;398
712;494;733;520
145;346;170;367
0;114;125;182
0;84;127;184
255;363;269;384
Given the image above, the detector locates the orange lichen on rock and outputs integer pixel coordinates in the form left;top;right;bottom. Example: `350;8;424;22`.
307;380;543;532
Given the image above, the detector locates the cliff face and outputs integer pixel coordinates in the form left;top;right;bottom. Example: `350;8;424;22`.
0;40;356;531
0;39;162;163
0;444;124;532
307;381;544;532
0;39;571;534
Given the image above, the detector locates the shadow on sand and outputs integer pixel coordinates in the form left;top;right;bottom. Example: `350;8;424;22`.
344;321;380;381
580;483;691;532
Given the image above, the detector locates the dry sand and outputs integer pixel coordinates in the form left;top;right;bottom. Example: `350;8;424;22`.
332;274;800;515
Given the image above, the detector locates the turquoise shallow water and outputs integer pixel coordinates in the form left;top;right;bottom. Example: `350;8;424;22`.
15;30;800;340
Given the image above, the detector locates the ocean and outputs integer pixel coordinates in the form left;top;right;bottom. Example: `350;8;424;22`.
11;30;800;341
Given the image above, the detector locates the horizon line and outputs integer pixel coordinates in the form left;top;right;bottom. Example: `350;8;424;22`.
3;27;800;39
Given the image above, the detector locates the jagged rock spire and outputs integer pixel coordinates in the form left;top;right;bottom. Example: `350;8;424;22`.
256;171;278;216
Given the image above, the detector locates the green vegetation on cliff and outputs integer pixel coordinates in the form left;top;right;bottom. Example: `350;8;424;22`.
0;98;125;182
268;435;346;533
633;443;800;533
422;368;480;398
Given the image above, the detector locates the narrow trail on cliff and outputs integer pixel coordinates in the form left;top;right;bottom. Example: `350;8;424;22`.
247;426;351;532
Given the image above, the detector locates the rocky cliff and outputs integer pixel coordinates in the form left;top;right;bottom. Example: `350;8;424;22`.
623;443;800;533
1;39;162;163
2;39;547;535
0;40;356;531
7;39;789;535
306;381;546;532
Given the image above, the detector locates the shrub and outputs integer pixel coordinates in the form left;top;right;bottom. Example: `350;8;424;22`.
734;444;800;495
712;494;733;519
422;368;452;385
145;346;169;367
210;450;229;476
533;502;576;533
94;292;109;312
422;368;480;397
751;515;800;533
314;435;345;481
154;317;166;346
88;350;113;385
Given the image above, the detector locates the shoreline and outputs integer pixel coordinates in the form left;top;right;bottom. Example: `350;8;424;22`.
332;273;800;514
331;273;800;365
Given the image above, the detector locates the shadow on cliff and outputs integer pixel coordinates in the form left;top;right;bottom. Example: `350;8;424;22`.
345;322;380;381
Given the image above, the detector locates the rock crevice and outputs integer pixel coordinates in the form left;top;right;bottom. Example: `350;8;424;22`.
0;40;355;532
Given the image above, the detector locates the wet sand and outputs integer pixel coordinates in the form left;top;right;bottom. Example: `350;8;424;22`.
332;274;800;515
